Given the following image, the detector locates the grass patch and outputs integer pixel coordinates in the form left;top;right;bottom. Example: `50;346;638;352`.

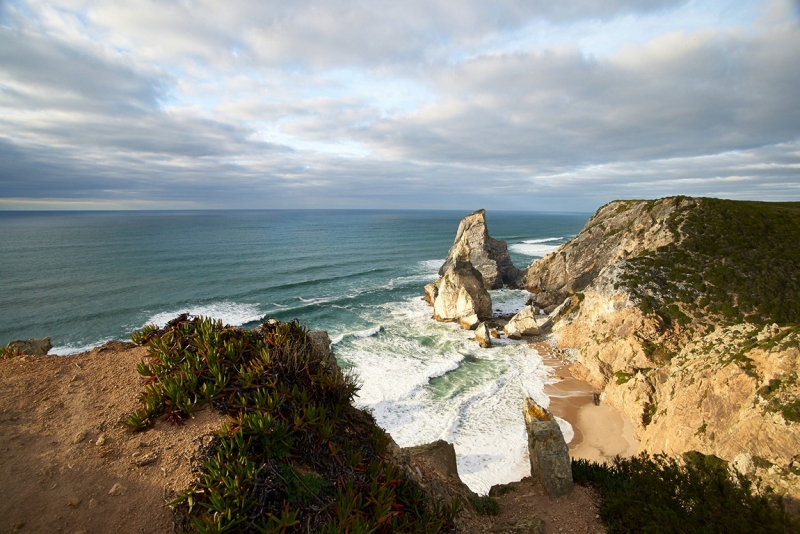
128;314;459;534
573;453;798;533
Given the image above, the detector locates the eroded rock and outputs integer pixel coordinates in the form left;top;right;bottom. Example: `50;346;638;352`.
504;306;551;339
475;323;492;348
522;398;573;498
439;209;520;290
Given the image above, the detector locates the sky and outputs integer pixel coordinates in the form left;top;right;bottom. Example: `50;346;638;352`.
0;0;799;211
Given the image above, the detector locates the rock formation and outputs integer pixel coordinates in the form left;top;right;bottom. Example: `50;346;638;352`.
475;323;492;348
440;209;520;290
6;337;52;355
427;240;492;326
522;398;573;498
524;196;800;503
504;306;552;339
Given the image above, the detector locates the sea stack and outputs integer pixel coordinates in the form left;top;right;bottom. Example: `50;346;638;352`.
429;240;492;326
439;209;520;290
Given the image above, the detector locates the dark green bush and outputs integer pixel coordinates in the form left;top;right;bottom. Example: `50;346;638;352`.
572;453;799;534
468;495;499;516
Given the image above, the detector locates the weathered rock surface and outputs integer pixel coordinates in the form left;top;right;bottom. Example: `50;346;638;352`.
475;322;492;348
528;197;800;504
522;398;573;498
6;337;52;355
440;209;520;290
430;241;493;323
504;306;552;339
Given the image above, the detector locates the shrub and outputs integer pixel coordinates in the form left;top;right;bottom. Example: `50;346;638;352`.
572;453;798;534
128;315;459;534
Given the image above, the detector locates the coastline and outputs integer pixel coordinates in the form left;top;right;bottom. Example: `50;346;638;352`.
531;341;639;464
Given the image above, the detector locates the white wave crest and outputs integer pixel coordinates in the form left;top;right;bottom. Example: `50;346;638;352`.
522;237;563;244
510;242;561;257
144;302;262;328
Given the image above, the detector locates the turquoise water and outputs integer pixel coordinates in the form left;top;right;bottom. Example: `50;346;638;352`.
0;209;588;493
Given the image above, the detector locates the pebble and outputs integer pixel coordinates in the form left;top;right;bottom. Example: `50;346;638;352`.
73;431;87;444
95;434;106;446
108;483;127;496
67;498;81;508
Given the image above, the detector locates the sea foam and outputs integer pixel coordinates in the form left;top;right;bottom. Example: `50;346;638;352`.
144;302;263;328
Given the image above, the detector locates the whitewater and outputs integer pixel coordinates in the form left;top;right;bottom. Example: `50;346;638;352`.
0;209;587;494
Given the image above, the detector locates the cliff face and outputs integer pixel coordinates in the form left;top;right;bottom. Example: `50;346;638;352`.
529;197;800;501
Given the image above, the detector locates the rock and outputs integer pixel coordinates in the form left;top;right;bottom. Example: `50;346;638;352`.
405;440;462;481
504;306;551;339
95;434;106;446
730;453;756;477
432;242;492;323
67;498;80;508
424;281;438;305
522;398;573;498
73;431;87;444
6;337;52;356
439;209;520;289
307;330;339;372
107;483;127;496
490;328;501;338
475;323;492;348
459;314;480;330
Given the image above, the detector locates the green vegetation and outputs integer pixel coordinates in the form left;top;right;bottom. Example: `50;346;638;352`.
467;495;499;516
128;315;459;534
572;453;798;533
619;198;800;330
1;344;21;359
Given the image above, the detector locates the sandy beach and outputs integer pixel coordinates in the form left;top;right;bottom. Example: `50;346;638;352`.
531;342;639;464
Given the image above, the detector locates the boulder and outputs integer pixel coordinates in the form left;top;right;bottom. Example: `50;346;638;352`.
475;323;492;348
522;397;573;498
424;281;438;305
6;337;52;356
439;209;520;290
459;314;480;330
432;242;492;323
504;306;551;339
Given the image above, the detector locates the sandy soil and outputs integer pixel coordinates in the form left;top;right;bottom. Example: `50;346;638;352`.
530;342;639;464
0;342;224;534
1;340;614;534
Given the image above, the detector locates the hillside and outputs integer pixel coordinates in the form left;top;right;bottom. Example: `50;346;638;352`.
524;197;800;506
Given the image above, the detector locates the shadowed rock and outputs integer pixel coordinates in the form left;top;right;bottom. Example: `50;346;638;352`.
504;306;552;339
523;397;573;498
6;337;52;356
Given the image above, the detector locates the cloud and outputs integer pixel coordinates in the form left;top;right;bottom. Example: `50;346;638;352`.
0;0;798;211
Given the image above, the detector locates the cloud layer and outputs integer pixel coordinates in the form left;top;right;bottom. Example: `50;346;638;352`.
1;0;798;211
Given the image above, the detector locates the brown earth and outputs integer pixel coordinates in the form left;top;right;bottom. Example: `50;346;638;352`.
0;342;606;534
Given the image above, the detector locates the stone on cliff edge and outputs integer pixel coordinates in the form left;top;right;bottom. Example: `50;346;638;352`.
523;397;573;498
504;306;551;339
432;242;492;323
7;337;52;356
439;209;520;290
475;323;492;348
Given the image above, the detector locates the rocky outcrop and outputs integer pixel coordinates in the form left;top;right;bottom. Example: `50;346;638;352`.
522;197;685;303
475;323;492;348
6;337;52;356
440;209;520;290
429;240;492;325
504;306;552;339
522;398;573;498
527;196;800;503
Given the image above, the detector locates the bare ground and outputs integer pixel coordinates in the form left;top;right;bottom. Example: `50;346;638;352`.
0;343;605;534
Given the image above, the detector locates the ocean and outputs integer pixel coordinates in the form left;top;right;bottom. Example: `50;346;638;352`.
0;209;589;494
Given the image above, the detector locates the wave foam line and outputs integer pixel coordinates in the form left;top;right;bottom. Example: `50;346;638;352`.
145;302;262;328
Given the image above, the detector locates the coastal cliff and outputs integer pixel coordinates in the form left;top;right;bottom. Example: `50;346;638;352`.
525;197;800;501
